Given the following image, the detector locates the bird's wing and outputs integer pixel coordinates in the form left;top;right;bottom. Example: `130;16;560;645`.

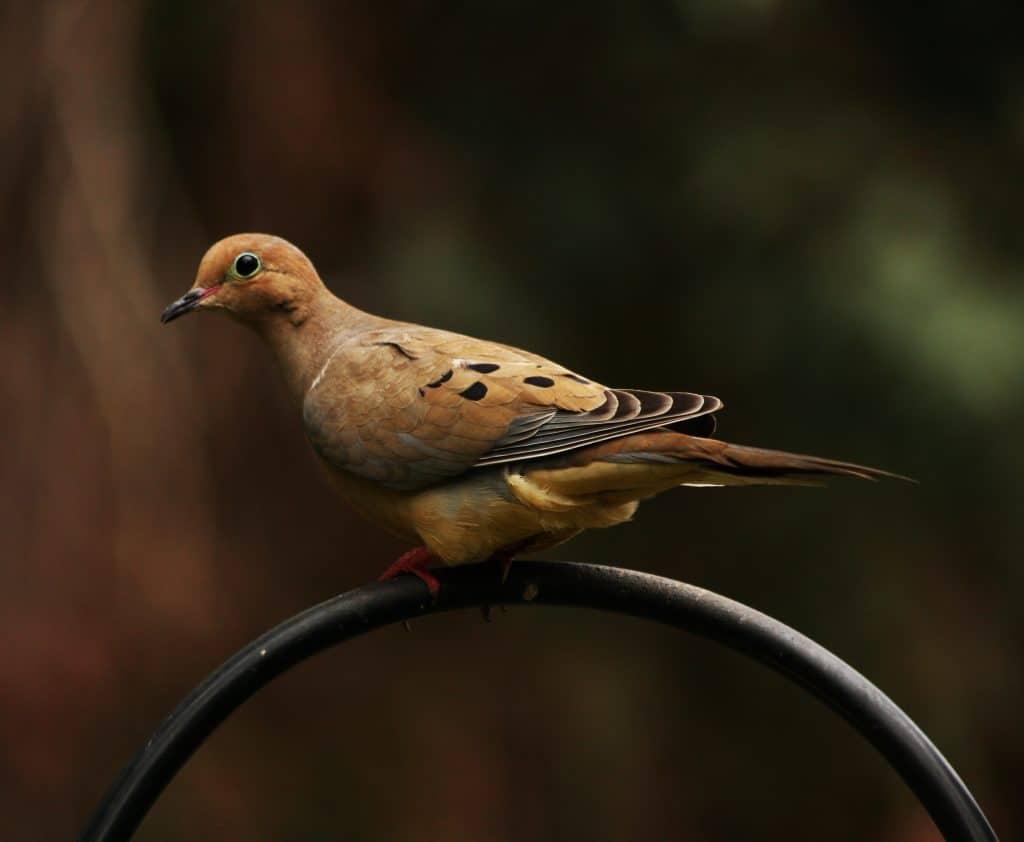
302;325;721;491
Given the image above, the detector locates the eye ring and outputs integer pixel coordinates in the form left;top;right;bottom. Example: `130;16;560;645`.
231;252;262;279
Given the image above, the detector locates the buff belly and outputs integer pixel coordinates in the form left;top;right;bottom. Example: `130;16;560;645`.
323;462;639;565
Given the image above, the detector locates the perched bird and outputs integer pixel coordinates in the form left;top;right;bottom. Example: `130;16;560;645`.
162;234;904;596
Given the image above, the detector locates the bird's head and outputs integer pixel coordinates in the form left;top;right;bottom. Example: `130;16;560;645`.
161;233;325;328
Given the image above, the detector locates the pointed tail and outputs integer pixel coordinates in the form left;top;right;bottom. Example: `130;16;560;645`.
522;430;912;501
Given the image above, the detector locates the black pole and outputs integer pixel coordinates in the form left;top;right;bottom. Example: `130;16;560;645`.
80;561;998;841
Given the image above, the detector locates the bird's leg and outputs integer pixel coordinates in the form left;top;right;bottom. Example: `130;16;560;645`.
489;538;533;584
499;553;515;584
378;546;440;599
478;560;511;623
477;541;532;621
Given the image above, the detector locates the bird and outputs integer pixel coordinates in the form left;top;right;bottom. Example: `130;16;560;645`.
162;233;906;597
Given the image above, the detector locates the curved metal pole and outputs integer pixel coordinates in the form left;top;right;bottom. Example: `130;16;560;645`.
80;561;998;842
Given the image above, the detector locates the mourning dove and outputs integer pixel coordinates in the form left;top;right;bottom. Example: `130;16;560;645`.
162;234;905;596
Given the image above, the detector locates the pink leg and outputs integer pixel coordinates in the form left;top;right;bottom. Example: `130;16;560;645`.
378;546;440;599
490;538;532;584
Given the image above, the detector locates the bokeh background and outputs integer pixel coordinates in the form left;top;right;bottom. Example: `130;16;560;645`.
3;2;1022;839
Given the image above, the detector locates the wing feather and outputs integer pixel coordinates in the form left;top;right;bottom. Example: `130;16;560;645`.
302;324;723;490
475;390;720;466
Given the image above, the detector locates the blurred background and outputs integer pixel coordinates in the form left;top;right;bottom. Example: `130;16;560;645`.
3;1;1022;839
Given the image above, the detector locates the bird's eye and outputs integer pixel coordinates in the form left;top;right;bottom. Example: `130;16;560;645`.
231;252;262;279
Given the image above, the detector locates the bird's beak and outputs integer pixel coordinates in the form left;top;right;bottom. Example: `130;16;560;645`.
161;285;220;324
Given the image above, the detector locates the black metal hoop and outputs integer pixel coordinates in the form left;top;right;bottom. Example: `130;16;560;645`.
80;561;998;841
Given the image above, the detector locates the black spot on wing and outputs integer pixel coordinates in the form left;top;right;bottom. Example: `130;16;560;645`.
468;362;501;373
459;381;488;400
426;369;453;388
524;376;555;387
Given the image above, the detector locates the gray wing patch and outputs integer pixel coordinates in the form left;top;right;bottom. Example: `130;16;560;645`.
474;389;722;467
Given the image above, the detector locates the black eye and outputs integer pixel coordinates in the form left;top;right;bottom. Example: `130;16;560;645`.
232;252;261;278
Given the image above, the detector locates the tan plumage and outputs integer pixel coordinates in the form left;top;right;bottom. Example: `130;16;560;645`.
162;234;906;585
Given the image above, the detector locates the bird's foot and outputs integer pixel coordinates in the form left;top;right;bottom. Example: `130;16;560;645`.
378;547;440;600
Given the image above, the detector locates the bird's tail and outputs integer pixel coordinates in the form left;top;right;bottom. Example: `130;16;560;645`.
519;430;910;504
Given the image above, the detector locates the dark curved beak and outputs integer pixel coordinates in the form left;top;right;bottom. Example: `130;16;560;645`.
161;287;210;324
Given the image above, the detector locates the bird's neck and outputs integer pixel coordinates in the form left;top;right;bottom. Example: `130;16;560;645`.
255;288;383;407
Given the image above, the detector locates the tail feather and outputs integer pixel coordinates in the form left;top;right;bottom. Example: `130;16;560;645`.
522;430;911;501
684;440;910;483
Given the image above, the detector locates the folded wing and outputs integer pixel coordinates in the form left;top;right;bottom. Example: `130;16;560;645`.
302;325;723;491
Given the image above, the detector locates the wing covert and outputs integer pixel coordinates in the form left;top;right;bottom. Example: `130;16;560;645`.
301;325;721;490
